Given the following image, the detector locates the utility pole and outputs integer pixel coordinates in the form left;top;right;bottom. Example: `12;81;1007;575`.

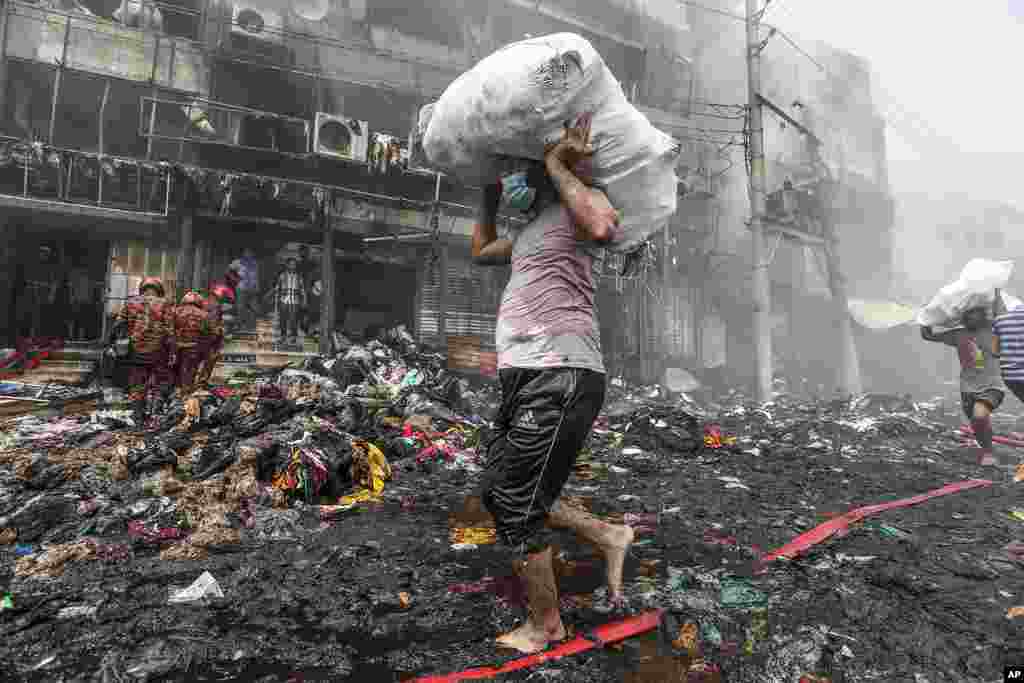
818;146;862;395
746;0;773;401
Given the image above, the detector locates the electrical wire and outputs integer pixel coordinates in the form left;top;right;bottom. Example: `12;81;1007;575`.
746;0;958;155
675;125;747;136
676;0;749;24
758;0;785;21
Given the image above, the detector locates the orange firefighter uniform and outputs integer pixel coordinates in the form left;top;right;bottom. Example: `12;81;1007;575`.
115;277;175;409
172;290;217;395
194;283;232;387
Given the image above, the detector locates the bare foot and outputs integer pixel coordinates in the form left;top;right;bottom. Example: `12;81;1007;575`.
600;524;634;601
496;619;566;653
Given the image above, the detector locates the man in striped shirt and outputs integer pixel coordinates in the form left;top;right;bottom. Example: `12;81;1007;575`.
271;258;306;349
992;293;1024;403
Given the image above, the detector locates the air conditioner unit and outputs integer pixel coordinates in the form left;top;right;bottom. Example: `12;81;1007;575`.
231;1;284;45
404;103;435;174
313;113;369;163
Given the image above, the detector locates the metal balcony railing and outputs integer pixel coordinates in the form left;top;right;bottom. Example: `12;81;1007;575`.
0;136;171;216
138;94;311;156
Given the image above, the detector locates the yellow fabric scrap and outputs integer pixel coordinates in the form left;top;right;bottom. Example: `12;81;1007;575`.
673;622;699;654
339;489;381;506
351;441;391;494
449;527;497;545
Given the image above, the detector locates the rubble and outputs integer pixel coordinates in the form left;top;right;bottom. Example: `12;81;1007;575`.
0;333;1019;682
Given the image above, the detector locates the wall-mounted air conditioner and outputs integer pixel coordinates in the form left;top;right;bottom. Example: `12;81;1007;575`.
313;113;369;163
231;1;284;45
405;103;435;175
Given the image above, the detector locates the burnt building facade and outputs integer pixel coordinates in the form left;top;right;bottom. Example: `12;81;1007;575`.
0;0;892;392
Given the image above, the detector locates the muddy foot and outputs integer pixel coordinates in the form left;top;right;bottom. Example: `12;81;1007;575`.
496;620;565;654
601;524;635;601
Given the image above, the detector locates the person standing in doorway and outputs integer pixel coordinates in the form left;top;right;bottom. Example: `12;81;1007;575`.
306;275;323;342
921;305;1004;466
66;255;94;341
471;117;634;654
19;244;61;341
107;255;129;318
270;257;305;350
296;244;316;336
236;248;260;331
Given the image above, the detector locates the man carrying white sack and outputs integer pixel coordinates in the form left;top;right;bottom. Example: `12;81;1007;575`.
472;115;635;654
921;305;1004;467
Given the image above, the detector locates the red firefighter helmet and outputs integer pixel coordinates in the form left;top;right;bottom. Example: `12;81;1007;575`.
180;290;203;307
139;277;165;297
210;283;235;304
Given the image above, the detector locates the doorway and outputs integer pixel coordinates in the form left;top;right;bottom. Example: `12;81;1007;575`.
337;261;417;340
10;233;109;345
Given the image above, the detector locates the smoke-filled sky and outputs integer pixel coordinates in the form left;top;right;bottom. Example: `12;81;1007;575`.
761;0;1024;209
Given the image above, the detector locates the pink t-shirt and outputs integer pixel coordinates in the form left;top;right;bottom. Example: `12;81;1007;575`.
495;203;604;374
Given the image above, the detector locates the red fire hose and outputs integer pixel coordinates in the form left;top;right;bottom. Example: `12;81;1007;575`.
410;610;663;682
763;478;994;562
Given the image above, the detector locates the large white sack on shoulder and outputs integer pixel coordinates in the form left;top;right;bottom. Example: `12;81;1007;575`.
603;146;680;253
424;33;677;183
917;282;989;327
423;33;603;179
959;258;1013;290
916;258;1014;326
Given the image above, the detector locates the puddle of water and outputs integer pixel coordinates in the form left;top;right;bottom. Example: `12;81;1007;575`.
620;632;724;683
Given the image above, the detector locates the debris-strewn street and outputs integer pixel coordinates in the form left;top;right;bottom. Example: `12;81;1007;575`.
1;1;1023;681
0;337;1020;682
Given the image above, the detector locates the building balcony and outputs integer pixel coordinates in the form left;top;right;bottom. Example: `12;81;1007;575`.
4;2;209;94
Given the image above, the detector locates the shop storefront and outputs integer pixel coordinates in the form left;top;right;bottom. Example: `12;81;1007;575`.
1;200;166;349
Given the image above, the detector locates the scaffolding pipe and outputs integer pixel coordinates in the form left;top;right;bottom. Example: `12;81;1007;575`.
48;18;71;144
97;80;110;205
0;1;11;135
362;233;433;244
146;35;161;160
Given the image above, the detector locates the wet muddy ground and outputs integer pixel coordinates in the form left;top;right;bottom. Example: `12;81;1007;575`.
1;404;1022;683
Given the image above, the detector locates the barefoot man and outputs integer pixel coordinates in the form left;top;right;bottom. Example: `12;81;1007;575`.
472;116;635;654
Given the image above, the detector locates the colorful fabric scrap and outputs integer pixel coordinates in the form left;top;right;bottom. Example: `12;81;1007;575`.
272;446;330;502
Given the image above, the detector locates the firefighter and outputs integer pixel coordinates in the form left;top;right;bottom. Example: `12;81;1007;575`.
194;283;233;388
172;290;215;396
208;262;242;337
112;276;175;424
